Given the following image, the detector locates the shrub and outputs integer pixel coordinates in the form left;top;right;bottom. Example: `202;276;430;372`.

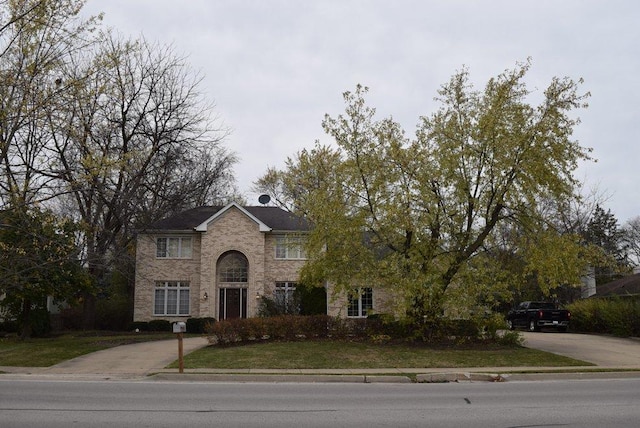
496;330;524;346
444;319;479;337
128;321;149;332
95;297;131;331
60;306;83;330
298;287;327;315
0;319;19;334
478;313;508;341
208;315;345;344
568;298;640;337
26;308;52;337
186;317;216;334
367;314;411;339
147;319;171;332
205;314;516;346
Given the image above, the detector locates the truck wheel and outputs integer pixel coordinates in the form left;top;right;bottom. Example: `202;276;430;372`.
528;320;539;332
558;327;567;333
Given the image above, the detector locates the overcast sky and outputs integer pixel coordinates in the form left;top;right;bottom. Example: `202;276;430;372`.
81;0;639;223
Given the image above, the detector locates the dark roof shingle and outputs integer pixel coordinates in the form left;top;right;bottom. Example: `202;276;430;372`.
147;205;310;232
595;273;640;297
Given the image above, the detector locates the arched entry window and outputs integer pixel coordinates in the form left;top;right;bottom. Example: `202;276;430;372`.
217;251;248;283
217;251;248;319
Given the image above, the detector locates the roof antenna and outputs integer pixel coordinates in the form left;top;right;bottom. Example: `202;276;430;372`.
258;194;271;205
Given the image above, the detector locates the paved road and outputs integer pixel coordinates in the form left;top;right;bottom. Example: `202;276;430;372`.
521;331;640;367
3;378;640;427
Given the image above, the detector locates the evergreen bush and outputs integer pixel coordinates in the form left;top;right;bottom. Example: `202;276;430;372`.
128;321;149;332
147;319;171;332
186;317;216;334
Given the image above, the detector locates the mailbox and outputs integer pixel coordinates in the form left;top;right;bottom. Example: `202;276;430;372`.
173;321;186;333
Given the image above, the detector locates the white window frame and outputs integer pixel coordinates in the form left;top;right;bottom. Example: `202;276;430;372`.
348;287;373;318
217;252;249;283
275;235;307;260
154;281;190;316
156;236;192;259
274;281;298;311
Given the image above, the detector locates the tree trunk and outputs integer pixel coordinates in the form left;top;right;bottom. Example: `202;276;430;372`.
81;291;97;330
19;298;32;340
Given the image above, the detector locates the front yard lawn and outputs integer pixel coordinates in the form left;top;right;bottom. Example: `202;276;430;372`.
1;335;592;370
177;340;592;369
0;332;177;367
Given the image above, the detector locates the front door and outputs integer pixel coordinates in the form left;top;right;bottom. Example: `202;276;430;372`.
219;288;247;319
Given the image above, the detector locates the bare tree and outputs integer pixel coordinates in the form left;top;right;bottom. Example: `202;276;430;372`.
1;2;236;329
48;33;236;328
0;0;99;206
622;217;640;268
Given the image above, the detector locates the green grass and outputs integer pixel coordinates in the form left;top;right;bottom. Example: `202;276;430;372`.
0;332;177;367
1;334;592;370
175;340;592;369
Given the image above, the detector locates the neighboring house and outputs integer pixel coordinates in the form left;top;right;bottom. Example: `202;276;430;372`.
594;273;640;298
134;202;387;322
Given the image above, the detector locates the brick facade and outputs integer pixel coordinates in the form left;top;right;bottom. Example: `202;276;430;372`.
134;204;313;322
133;203;389;322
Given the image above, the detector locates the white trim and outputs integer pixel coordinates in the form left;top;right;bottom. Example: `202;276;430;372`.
194;202;272;232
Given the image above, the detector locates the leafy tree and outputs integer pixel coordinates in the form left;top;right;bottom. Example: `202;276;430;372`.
257;286;327;317
256;61;594;325
476;194;614;306
0;203;90;338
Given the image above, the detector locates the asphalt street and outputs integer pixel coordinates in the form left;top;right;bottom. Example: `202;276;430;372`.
2;378;640;427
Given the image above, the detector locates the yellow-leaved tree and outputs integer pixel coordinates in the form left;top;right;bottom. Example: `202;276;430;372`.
256;60;601;328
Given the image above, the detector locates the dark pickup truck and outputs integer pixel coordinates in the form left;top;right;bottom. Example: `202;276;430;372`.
506;301;571;332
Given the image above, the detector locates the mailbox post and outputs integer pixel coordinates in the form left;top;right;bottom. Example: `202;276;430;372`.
173;322;186;373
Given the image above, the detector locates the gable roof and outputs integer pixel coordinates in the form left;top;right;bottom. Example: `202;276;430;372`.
195;203;271;232
595;273;640;297
146;203;311;233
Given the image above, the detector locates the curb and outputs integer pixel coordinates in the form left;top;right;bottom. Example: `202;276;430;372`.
148;369;640;384
503;371;640;381
151;373;369;383
415;372;505;383
4;370;640;383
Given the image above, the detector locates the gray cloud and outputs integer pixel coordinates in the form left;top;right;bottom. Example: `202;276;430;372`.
82;0;640;222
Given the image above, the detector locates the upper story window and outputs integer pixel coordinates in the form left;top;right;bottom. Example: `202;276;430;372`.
275;235;307;260
156;236;192;259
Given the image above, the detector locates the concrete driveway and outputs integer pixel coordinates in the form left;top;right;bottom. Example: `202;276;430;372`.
29;337;210;378
521;331;640;368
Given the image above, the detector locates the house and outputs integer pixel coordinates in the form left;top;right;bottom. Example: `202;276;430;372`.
133;203;386;322
594;273;640;298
